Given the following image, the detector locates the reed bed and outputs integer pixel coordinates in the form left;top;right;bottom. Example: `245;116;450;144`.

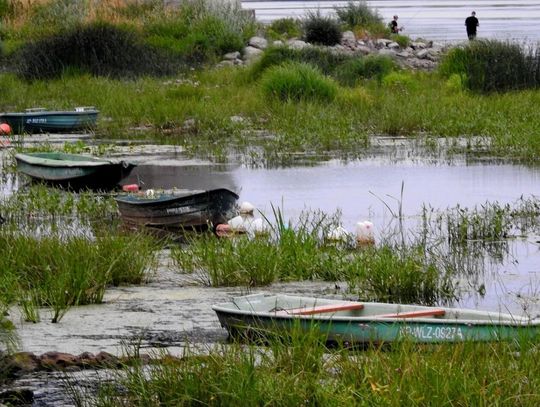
80;331;540;406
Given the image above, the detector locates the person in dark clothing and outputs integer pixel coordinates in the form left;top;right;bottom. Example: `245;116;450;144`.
465;11;479;40
389;15;403;34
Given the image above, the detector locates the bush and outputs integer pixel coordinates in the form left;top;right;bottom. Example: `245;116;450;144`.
260;61;338;102
266;18;302;40
334;55;396;86
439;40;540;92
381;71;417;91
14;22;178;80
302;11;342;46
335;1;383;29
249;46;352;79
390;33;409;48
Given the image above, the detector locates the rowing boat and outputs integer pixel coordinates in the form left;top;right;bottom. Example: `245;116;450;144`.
15;152;136;190
212;293;540;344
0;107;98;134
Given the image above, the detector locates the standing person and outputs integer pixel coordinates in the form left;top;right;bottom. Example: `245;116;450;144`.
465;11;479;40
389;15;403;34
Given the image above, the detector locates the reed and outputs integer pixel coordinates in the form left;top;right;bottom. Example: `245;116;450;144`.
81;333;540;406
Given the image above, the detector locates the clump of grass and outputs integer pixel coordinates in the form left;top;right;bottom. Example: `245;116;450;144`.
266;17;302;41
260;61;338;102
334;55;396;86
439;39;540;93
14;21;178;80
302;10;342;46
0;231;158;323
335;1;384;30
248;45;353;80
86;334;540;406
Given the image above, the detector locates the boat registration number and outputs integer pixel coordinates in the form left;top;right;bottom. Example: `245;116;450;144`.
399;325;464;340
26;118;47;124
166;206;192;215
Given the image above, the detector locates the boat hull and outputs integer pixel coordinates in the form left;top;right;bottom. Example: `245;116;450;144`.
0;110;98;134
213;294;540;344
115;188;239;230
15;152;135;190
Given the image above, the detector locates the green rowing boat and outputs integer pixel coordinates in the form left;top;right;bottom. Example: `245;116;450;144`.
0;107;98;134
212;293;540;344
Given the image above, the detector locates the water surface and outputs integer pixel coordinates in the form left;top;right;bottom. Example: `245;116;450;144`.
242;0;540;42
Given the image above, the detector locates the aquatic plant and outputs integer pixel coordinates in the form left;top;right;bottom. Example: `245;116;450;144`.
81;334;540;406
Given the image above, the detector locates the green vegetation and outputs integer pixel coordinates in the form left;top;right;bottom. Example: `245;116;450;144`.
86;334;540;406
260;62;338;102
0;185;159;323
335;0;385;32
302;11;342;46
439;39;540;92
266;17;302;41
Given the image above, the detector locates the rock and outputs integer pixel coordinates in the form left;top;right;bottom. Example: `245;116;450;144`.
248;36;268;50
223;51;240;61
387;42;400;49
0;389;34;405
378;48;396;56
396;51;412;58
182;118;196;130
356;45;372;55
341;31;356;47
0;352;40;379
410;41;427;50
95;351;120;367
415;49;430;59
216;60;235;68
243;46;263;63
230;115;245;124
272;40;284;47
287;39;308;49
40;351;79;370
376;38;391;47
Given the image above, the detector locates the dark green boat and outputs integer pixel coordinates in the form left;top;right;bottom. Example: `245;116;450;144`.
15;152;136;190
0;107;98;134
213;293;540;344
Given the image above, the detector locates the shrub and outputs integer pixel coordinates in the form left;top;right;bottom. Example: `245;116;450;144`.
334;55;396;86
335;1;383;29
14;22;178;80
382;71;417;91
439;40;540;92
266;18;302;40
260;61;338;102
391;33;409;48
249;46;352;79
302;11;342;46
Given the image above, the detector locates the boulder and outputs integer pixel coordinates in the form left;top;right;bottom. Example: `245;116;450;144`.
223;51;241;61
40;351;79;370
341;30;356;47
415;49;430;59
243;46;264;63
387;42;400;49
248;36;268;50
287;39;309;49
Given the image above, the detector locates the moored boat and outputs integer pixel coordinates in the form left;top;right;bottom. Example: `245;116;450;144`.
115;188;239;230
212;293;540;344
15;152;136;190
0;107;99;134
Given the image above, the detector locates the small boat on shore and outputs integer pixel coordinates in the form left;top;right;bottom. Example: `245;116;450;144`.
213;293;540;344
115;188;239;231
15;152;136;190
0;107;98;134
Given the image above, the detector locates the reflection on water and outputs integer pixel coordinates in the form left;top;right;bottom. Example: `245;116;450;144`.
242;0;540;42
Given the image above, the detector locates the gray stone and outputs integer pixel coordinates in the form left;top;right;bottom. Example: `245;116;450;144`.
410;41;427;50
376;38;392;47
243;46;264;63
216;60;234;68
356;45;372;55
248;36;268;50
223;51;240;61
378;48;396;56
396;51;412;58
387;42;400;49
272;40;284;46
341;30;356;47
288;39;308;49
415;49;430;59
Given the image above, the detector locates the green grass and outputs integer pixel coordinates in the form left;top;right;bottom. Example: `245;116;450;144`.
83;333;540;406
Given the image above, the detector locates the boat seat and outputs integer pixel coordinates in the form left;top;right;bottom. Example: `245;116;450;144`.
281;302;364;316
378;309;446;319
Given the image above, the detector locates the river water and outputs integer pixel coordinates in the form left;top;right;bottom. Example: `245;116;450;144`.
242;0;540;42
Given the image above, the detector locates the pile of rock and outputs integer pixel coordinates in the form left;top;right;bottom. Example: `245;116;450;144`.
219;32;449;71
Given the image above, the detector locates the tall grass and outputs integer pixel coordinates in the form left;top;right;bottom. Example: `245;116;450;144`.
260;62;338;102
302;10;342;46
83;334;540;406
335;1;384;30
439;40;540;93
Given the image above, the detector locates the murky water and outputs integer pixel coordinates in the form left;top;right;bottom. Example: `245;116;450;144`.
242;0;540;42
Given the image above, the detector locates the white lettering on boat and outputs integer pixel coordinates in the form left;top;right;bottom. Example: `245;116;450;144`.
399;325;464;340
26;118;47;124
166;206;192;215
